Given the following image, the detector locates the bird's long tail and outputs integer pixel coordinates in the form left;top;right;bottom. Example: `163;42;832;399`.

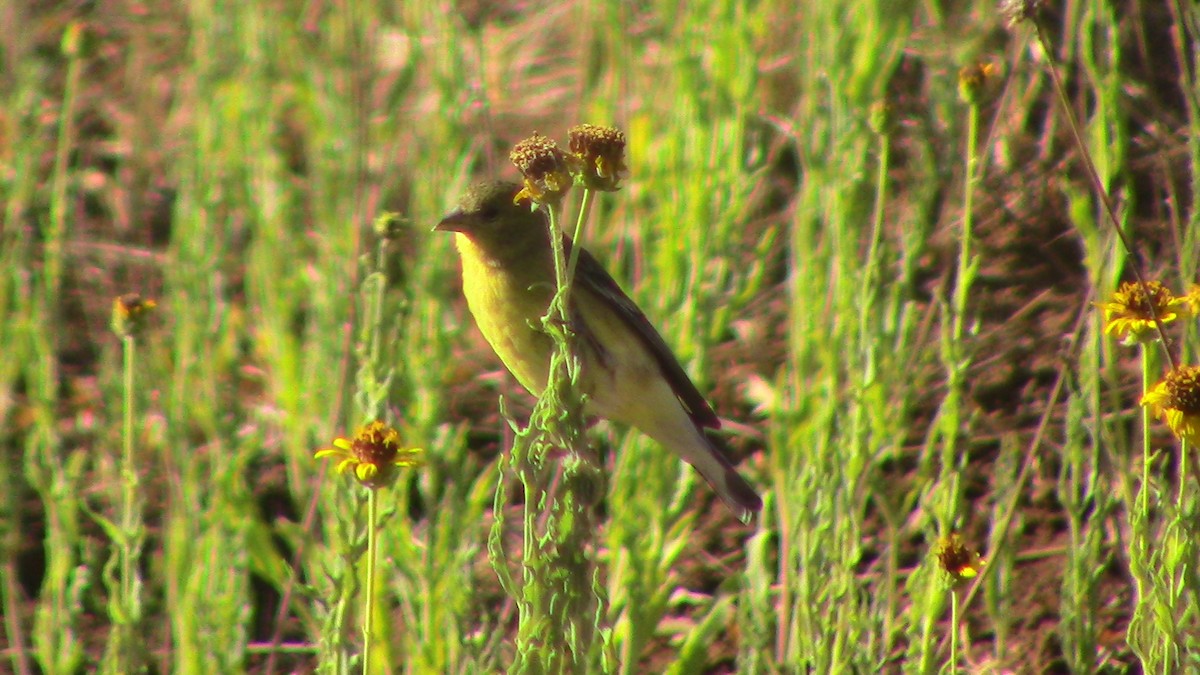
673;426;763;523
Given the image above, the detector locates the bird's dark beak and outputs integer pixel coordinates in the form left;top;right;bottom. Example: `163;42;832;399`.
434;209;469;233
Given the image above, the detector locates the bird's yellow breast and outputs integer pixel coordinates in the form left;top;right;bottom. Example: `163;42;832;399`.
454;232;664;426
455;233;557;395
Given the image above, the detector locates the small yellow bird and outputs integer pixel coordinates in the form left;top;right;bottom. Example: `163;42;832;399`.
437;181;762;521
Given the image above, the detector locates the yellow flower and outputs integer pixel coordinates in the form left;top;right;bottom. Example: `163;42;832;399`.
1142;365;1200;446
936;533;985;583
510;132;575;206
567;124;627;191
1098;281;1190;345
111;293;157;338
1183;284;1200;318
315;421;423;489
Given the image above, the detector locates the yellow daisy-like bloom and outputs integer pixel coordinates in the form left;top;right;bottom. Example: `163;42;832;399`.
315;421;423;489
510;132;575;206
1142;365;1200;446
1098;281;1190;345
111;293;157;338
936;533;985;583
567;124;627;192
1183;283;1200;318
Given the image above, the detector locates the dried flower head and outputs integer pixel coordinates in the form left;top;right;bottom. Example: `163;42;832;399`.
958;61;1001;106
372;211;406;241
1098;281;1190;345
315;421;423;489
1142;365;1200;446
510;132;575;206
999;0;1043;26
111;293;157;338
936;533;985;583
568;124;628;191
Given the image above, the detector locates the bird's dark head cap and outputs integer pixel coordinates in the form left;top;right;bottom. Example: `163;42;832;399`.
435;181;533;234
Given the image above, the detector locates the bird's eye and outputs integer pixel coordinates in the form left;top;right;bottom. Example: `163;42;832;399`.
479;204;499;220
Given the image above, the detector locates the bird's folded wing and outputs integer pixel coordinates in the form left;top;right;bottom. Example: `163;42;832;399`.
569;240;721;430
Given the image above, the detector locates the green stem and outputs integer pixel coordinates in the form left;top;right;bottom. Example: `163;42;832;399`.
362;489;378;675
120;335;136;605
934;101;980;523
506;190;604;672
47;22;83;305
859;129;891;377
545;189;595;328
1140;348;1153;518
862;130;891;318
949;589;958;674
368;243;388;372
546;203;570;323
916;580;938;675
565;189;595;290
1128;345;1152;635
951;103;978;345
1178;438;1188;511
108;331;144;673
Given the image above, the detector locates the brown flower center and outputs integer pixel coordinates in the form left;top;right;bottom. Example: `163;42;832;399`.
1166;367;1200;414
1124;281;1171;317
352;425;399;465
